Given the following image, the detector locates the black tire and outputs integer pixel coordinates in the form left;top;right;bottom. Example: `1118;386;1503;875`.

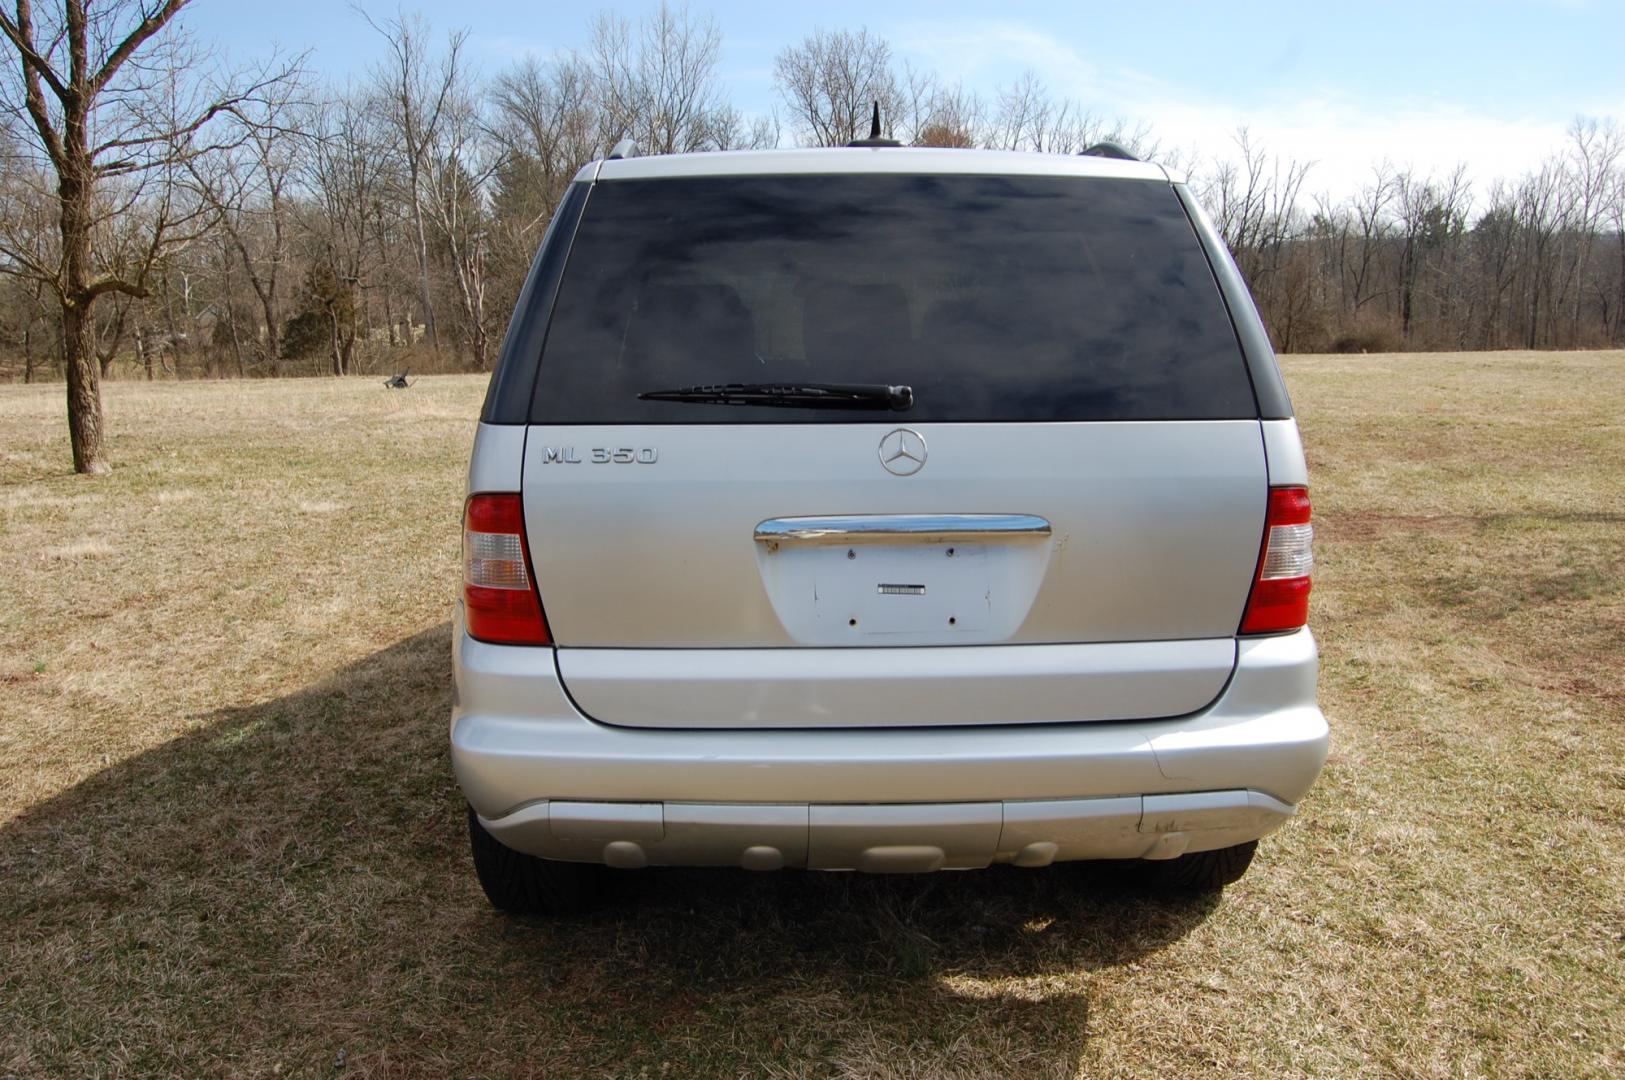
467;806;605;915
1140;840;1258;892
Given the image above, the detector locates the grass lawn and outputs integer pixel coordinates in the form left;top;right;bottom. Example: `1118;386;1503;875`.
1;351;1621;1077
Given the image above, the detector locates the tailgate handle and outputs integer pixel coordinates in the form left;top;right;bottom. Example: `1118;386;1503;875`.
755;514;1051;546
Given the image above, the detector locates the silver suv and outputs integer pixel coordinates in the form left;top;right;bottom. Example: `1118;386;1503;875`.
453;145;1327;914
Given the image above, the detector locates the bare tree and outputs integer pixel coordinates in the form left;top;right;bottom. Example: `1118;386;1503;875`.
491;54;609;201
422;86;497;369
363;8;464;354
1606;133;1625;344
186;74;307;368
983;70;1155;157
1348;165;1399;314
1560;118;1621;343
987;71;1055;152
0;0;296;472
708;108;778;151
773;27;902;147
1199;129;1314;348
588;2;732;155
1513;162;1567;348
0;137;59;378
298;89;388;374
911;77;982;149
1203;129;1312;269
1393;165;1469;340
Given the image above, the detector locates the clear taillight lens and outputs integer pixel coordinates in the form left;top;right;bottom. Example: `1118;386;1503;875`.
465;531;529;589
1240;487;1313;635
463;493;550;645
1261;523;1314;579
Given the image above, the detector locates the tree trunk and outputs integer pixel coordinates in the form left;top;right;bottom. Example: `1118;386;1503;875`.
232;318;247;377
1398;235;1417;340
62;301;109;474
226;228;281;367
136;322;153;380
161;271;188;375
449;251;489;370
58;128;110;474
328;310;345;376
253;277;280;366
1527;273;1541;350
382;283;399;347
1616;227;1625;346
409;192;439;351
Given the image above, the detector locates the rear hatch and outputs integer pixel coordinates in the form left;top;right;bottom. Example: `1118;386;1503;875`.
521;165;1267;728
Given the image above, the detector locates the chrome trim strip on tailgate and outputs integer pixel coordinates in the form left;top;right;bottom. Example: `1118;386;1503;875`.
755;513;1051;546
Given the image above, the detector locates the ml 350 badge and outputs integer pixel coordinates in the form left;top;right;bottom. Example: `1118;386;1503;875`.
538;447;659;464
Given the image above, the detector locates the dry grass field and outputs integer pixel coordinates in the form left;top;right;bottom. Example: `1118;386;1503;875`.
1;351;1622;1078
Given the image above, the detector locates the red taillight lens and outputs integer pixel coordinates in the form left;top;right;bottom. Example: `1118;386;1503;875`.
463;493;550;645
1240;486;1313;635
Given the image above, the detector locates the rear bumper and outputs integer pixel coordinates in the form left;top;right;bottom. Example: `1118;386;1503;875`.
478;789;1297;870
451;619;1328;868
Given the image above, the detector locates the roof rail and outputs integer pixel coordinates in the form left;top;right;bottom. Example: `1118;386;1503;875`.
1079;141;1138;161
847;102;902;148
608;138;637;160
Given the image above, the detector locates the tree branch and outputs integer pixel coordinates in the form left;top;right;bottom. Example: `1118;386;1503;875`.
0;3;67;167
92;0;189;94
82;273;149;301
92;97;242;159
0;238;65;296
0;4;70;100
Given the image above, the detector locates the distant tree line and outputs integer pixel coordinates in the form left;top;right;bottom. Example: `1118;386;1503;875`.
1205;122;1624;354
1;1;1622;472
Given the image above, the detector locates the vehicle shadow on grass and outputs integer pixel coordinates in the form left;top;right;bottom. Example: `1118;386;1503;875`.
0;624;1219;1077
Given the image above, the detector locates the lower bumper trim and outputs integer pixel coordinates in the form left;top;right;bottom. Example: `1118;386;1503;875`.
479;789;1294;871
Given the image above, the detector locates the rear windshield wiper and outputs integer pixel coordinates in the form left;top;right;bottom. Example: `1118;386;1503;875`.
638;382;913;411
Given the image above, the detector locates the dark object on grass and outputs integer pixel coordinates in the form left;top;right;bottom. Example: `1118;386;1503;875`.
384;370;412;389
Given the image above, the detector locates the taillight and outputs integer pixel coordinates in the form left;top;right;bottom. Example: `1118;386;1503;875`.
463;493;550;645
1240;486;1313;635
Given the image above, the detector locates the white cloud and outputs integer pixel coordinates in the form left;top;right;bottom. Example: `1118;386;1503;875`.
1144;95;1574;205
886;18;1616;203
893;20;1102;91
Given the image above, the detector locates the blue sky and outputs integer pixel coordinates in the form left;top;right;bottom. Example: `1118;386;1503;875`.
182;0;1622;199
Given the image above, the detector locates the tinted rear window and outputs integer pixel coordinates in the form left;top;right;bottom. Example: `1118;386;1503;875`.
531;174;1255;423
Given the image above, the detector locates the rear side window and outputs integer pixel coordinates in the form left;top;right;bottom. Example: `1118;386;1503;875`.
530;174;1255;423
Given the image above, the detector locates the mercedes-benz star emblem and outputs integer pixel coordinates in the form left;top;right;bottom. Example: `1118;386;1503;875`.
878;428;928;476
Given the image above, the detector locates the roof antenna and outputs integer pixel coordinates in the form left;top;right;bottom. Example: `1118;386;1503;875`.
846;101;902;148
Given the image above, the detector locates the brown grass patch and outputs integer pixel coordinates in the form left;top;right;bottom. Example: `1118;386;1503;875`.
41;538;115;560
1;355;1623;1076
